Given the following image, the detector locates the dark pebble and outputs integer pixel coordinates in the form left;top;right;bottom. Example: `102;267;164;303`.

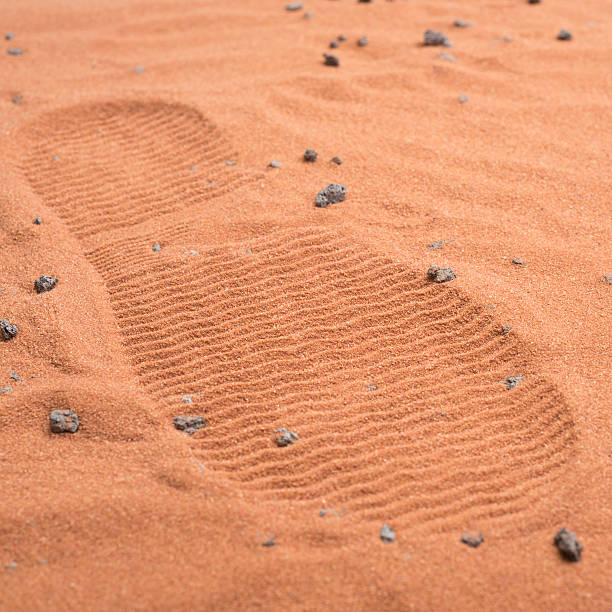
554;527;582;562
329;40;339;49
285;1;303;10
304;12;314;19
428;240;445;250
152;243;161;252
12;93;23;105
454;19;471;28
34;275;58;294
268;160;282;168
557;29;572;41
512;258;525;266
528;0;541;4
304;148;318;162
33;217;42;224
0;319;19;341
5;33;14;40
461;532;484;548
262;534;276;547
275;427;299;447
380;524;395;543
501;324;513;335
458;93;469;104
427;266;456;283
424;30;451;47
315;183;346;207
49;409;80;434
7;48;24;56
225;160;236;166
0;386;12;394
173;415;206;435
605;274;612;285
338;34;347;42
10;372;20;381
323;53;340;67
502;375;523;390
331;156;343;165
357;36;368;47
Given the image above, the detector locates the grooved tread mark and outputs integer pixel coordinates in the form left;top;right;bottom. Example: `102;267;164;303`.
21;100;259;239
88;227;575;530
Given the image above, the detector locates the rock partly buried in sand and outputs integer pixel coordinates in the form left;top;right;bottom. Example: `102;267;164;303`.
427;266;456;283
454;19;471;28
304;148;318;162
554;527;582;562
502;375;523;390
557;29;572;41
7;48;24;56
512;258;526;266
461;532;484;548
268;160;282;168
34;275;58;294
33;217;42;225
315;183;346;208
329;40;339;49
152;243;161;252
50;409;80;434
285;2;303;11
275;427;299;447
0;318;19;341
501;324;514;335
605;274;612;285
173;415;206;435
323;53;340;67
458;93;469;104
262;534;276;547
331;156;343;165
357;36;368;47
424;30;451;47
380;524;395;543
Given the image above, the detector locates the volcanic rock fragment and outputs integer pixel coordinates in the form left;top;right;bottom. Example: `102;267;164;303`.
323;53;340;67
380;524;395;543
50;410;80;434
275;427;299;447
461;532;484;548
173;415;206;435
0;319;18;341
424;30;451;47
315;183;346;207
427;266;456;283
554;528;582;562
304;148;318;162
34;275;58;293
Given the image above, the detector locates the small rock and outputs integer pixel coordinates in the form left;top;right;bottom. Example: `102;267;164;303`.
605;274;612;285
133;66;144;74
461;532;484;548
357;36;368;47
380;524;395;543
454;19;471;28
34;275;58;294
557;29;572;41
315;183;346;208
0;386;12;394
262;534;276;547
152;243;161;252
512;258;525;266
331;156;343;165
554;527;582;562
7;48;24;56
304;12;314;19
173;415;206;435
502;36;512;43
502;375;523;390
458;93;469;103
285;1;303;10
304;148;318;162
501;324;513;335
427;266;456;283
10;372;20;382
5;33;15;40
437;52;456;62
181;395;193;404
358;0;373;3
225;161;236;166
33;217;42;224
338;34;347;42
424;30;451;47
275;427;299;447
528;0;541;3
428;240;445;250
329;40;339;49
12;93;23;105
49;409;80;434
0;319;19;341
268;160;282;168
323;53;340;67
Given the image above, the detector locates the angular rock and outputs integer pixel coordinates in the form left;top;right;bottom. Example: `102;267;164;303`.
50;409;80;434
331;156;343;165
502;375;523;390
357;36;368;47
34;275;58;293
380;524;395;543
315;183;346;208
424;30;451;47
0;319;18;341
427;266;456;283
323;53;340;67
268;160;282;168
173;415;205;435
461;532;484;548
304;148;318;162
275;427;299;447
285;2;303;10
557;29;572;41
554;527;582;562
33;217;42;224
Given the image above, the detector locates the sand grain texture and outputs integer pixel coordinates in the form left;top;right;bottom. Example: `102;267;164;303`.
1;0;611;610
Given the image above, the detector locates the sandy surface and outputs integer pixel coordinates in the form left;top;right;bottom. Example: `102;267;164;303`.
1;0;611;610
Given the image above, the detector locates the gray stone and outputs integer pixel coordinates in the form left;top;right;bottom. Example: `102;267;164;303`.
7;48;24;56
454;19;471;28
285;2;303;10
33;217;42;224
331;156;343;165
50;409;80;434
357;36;368;47
501;324;513;335
34;275;58;293
268;160;282;168
557;29;572;41
427;266;456;283
275;427;298;447
12;93;23;105
458;93;469;103
304;148;318;162
0;319;18;341
329;40;339;49
424;30;450;47
554;527;582;562
173;415;206;435
502;375;523;390
461;531;484;548
5;33;14;40
323;53;340;67
512;258;525;266
605;274;612;285
152;243;161;252
315;183;346;207
380;524;395;543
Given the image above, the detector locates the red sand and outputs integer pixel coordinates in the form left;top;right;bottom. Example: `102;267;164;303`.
1;0;610;609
